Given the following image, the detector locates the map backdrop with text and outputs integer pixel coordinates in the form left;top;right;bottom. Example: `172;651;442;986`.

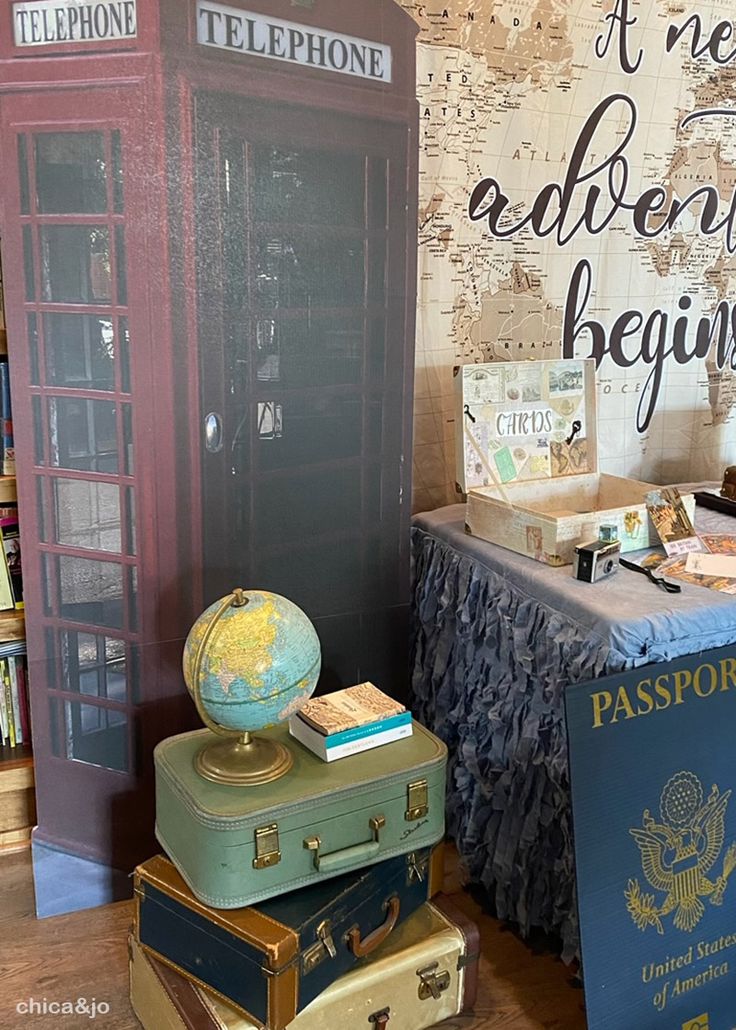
400;0;736;512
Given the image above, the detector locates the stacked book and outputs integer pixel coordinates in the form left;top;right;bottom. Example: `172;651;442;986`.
0;651;29;748
288;682;412;761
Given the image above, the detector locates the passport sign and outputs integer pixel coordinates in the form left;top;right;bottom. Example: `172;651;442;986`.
565;645;736;1030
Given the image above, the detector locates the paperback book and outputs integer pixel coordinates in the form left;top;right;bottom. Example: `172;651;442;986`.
289;682;412;762
0;515;22;609
0;655;29;748
298;681;406;734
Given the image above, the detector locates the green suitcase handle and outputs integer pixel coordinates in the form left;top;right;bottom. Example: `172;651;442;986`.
304;815;385;873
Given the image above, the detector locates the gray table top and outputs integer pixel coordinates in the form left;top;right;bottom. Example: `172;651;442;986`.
413;496;736;665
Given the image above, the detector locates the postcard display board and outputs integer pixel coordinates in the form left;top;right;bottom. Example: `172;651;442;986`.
456;360;696;566
0;0;419;892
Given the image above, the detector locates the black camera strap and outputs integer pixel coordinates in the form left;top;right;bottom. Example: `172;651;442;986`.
619;557;682;594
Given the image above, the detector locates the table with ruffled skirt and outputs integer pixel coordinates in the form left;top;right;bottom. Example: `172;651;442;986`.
409;501;736;960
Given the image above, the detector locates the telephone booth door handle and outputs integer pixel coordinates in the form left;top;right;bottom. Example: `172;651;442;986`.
204;412;223;453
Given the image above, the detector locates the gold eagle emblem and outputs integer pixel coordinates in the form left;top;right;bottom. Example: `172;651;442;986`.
625;771;736;934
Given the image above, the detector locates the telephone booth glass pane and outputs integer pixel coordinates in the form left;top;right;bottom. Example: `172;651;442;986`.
40;226;111;303
28;312;39;384
23;225;35;300
253;147;364;226
256;314;365;388
53;479;122;553
255;232;364;308
18;134;30;215
44;314;116;390
35;133;107;214
48;397;118;472
50;698;129;773
61;631;128;701
58;555;124;628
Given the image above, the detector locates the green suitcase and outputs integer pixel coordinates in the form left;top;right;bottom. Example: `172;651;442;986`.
154;722;447;909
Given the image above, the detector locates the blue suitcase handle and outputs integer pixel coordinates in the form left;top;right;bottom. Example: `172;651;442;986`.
304;815;385;873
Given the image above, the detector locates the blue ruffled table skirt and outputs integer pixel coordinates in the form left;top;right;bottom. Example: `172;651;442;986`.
409;503;736;960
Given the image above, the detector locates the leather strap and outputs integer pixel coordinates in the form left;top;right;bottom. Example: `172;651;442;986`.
430;894;481;1011
620;557;681;593
135;941;221;1030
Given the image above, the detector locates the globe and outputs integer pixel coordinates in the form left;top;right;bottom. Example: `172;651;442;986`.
182;588;321;785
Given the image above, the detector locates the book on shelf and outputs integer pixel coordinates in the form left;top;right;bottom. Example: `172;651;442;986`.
0;639;27;657
0;552;12;613
0;654;29;749
16;657;30;744
0;666;7;746
0;515;22;610
1;655;14;745
8;656;21;745
0;359;13;477
289;682;412;762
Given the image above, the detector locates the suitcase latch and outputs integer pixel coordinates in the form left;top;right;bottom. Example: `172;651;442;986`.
302;919;337;974
407;851;428;884
405;779;428;821
416;961;451;1000
253;824;281;870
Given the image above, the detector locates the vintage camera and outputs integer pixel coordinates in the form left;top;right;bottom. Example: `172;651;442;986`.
573;538;621;583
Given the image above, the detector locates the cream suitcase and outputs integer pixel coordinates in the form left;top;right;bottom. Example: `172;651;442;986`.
130;896;479;1030
455;359;695;565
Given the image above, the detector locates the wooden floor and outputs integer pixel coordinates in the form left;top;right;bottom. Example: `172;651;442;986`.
0;847;587;1029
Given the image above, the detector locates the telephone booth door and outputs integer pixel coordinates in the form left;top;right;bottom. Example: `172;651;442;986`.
0;0;418;903
195;93;411;690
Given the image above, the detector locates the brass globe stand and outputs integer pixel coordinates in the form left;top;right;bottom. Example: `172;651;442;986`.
189;589;294;786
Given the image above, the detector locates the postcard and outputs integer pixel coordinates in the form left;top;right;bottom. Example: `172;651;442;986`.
685;552;736;578
644;487;704;556
700;534;736;555
642;552;736;595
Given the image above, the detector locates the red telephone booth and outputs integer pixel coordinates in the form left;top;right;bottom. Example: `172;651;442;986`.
0;0;418;909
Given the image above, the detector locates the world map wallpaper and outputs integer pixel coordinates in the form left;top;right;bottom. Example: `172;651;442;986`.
400;0;736;511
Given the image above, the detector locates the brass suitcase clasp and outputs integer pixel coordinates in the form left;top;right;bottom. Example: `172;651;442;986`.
416;961;451;1000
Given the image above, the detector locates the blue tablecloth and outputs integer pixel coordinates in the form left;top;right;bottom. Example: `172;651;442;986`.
409;502;736;960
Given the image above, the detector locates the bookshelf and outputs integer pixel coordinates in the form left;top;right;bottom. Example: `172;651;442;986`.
0;307;30;852
0;584;29;853
0;491;28;851
0;552;29;848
